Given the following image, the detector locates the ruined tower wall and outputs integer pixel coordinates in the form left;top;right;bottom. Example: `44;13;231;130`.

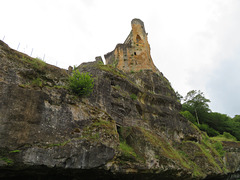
104;19;159;73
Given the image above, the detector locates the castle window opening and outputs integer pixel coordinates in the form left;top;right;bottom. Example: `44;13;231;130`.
134;52;136;55
136;35;142;43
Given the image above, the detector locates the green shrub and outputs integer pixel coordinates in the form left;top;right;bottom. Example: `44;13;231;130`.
21;56;46;70
68;70;94;97
197;123;220;137
130;93;137;100
97;61;104;65
9;150;21;153
113;85;120;90
0;157;13;165
223;132;237;141
213;141;225;157
119;141;137;159
32;78;43;87
73;65;78;70
180;111;196;123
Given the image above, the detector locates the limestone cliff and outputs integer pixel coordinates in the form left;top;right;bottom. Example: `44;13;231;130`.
0;19;240;180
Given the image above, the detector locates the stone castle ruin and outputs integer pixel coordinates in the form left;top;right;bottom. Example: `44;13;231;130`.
104;18;159;73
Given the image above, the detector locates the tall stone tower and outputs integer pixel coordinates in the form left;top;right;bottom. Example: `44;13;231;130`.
104;18;159;73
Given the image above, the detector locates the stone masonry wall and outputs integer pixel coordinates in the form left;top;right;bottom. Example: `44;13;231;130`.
104;19;159;73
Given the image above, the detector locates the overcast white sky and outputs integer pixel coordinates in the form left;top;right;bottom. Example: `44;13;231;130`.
1;0;240;117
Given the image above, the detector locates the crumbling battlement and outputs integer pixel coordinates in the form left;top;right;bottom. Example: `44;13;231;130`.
104;18;159;73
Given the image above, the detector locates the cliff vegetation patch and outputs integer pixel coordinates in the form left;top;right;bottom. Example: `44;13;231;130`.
68;70;94;97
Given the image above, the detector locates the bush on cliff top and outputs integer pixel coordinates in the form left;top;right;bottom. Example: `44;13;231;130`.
68;70;94;97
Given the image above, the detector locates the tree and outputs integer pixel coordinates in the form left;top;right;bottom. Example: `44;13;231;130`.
182;90;210;124
197;123;220;137
205;112;231;134
68;70;94;97
175;91;183;102
180;111;196;124
233;115;240;122
180;90;240;140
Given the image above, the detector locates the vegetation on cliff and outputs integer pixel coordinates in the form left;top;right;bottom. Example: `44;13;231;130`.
179;90;240;141
68;70;94;97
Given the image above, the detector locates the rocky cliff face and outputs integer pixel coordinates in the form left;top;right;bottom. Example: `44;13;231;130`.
0;24;240;179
